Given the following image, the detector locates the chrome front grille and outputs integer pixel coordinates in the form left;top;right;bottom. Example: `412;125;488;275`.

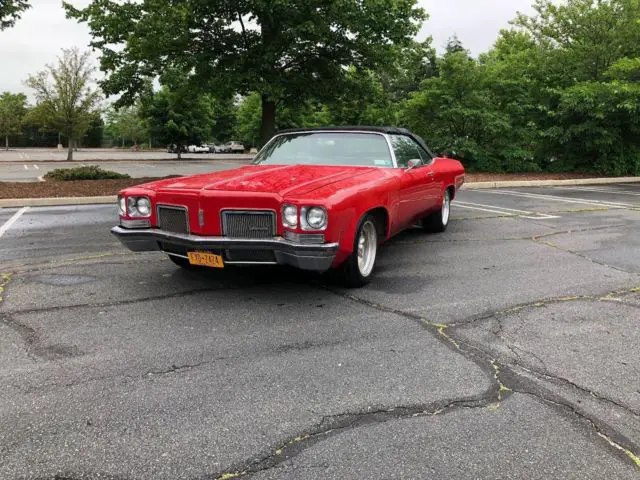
221;210;276;238
157;205;189;234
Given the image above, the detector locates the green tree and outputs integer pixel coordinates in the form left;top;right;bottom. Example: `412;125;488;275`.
0;92;28;150
105;105;148;147
0;0;29;30
210;97;238;144
84;111;104;148
514;0;640;83
233;94;262;148
383;39;438;102
511;0;640;173
323;68;397;126
140;77;215;159
445;34;467;55
65;0;426;146
399;51;512;171
26;48;102;161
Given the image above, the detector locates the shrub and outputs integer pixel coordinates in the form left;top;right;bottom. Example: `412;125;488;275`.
44;165;131;181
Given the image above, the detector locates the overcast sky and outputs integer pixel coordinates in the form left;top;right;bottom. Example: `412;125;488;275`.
0;0;537;97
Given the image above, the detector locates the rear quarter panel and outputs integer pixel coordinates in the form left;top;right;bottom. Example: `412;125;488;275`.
433;157;465;198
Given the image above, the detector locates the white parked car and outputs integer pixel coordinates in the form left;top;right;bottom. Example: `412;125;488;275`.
187;144;210;153
208;143;226;153
225;141;245;153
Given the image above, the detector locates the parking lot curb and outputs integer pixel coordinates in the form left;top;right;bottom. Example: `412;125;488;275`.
463;177;640;189
1;177;638;208
0;196;117;208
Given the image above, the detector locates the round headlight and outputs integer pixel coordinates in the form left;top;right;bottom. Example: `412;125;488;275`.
283;205;298;227
118;197;126;216
136;197;151;216
306;207;327;229
127;197;138;216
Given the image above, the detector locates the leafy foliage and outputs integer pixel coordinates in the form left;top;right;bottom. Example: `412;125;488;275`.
105;105;148;147
0;92;28;149
0;0;29;30
64;0;426;145
25;48;102;161
139;74;216;158
44;165;130;181
401;0;640;174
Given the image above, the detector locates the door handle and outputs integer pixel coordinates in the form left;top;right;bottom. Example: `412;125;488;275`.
427;171;435;177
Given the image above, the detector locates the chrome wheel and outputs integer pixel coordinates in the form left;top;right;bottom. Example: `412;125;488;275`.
442;190;451;226
357;220;377;277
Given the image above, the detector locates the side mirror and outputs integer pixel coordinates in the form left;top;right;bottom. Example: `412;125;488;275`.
406;159;422;170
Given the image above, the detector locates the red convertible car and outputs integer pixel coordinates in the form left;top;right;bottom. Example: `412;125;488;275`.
111;127;465;286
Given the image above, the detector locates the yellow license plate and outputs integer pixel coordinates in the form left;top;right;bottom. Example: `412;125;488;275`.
187;252;224;268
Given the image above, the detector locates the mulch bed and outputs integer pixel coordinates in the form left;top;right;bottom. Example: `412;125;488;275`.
0;178;176;199
0;172;609;200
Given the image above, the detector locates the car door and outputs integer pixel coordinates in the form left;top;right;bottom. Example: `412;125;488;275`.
390;134;434;226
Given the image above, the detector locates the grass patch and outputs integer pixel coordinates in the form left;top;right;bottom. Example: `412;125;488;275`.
44;165;131;181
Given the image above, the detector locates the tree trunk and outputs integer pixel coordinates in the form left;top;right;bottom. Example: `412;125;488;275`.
5;135;8;151
259;95;277;147
67;139;73;161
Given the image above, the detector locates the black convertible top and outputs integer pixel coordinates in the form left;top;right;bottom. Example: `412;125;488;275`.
276;126;435;157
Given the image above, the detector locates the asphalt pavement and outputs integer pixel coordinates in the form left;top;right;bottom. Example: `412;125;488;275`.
0;184;639;479
0;159;251;182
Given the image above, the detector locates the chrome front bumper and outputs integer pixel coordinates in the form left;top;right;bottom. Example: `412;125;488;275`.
110;226;339;272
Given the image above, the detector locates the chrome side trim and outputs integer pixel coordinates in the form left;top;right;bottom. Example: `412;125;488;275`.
225;261;279;265
164;251;189;259
111;226;338;272
283;231;325;244
120;219;151;229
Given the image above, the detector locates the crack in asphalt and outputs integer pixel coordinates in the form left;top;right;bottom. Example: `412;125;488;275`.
206;281;640;478
0;313;85;362
512;364;640;418
316;286;640;473
448;284;640;329
3;214;640;478
144;357;233;377
0;272;11;304
535;239;638;274
500;367;640;468
448;287;640;419
387;222;630;246
530;224;639;275
209;391;499;480
0;284;245;317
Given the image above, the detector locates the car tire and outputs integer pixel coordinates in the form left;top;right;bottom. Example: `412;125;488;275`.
341;214;378;288
167;255;196;270
422;188;451;233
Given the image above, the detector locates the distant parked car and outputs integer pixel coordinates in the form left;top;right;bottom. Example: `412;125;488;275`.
187;144;210;153
208;143;226;153
225;141;245;153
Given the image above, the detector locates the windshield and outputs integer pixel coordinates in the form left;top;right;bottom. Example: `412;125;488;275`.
253;132;394;167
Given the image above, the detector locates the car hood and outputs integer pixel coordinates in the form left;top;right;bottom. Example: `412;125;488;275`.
140;164;378;197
